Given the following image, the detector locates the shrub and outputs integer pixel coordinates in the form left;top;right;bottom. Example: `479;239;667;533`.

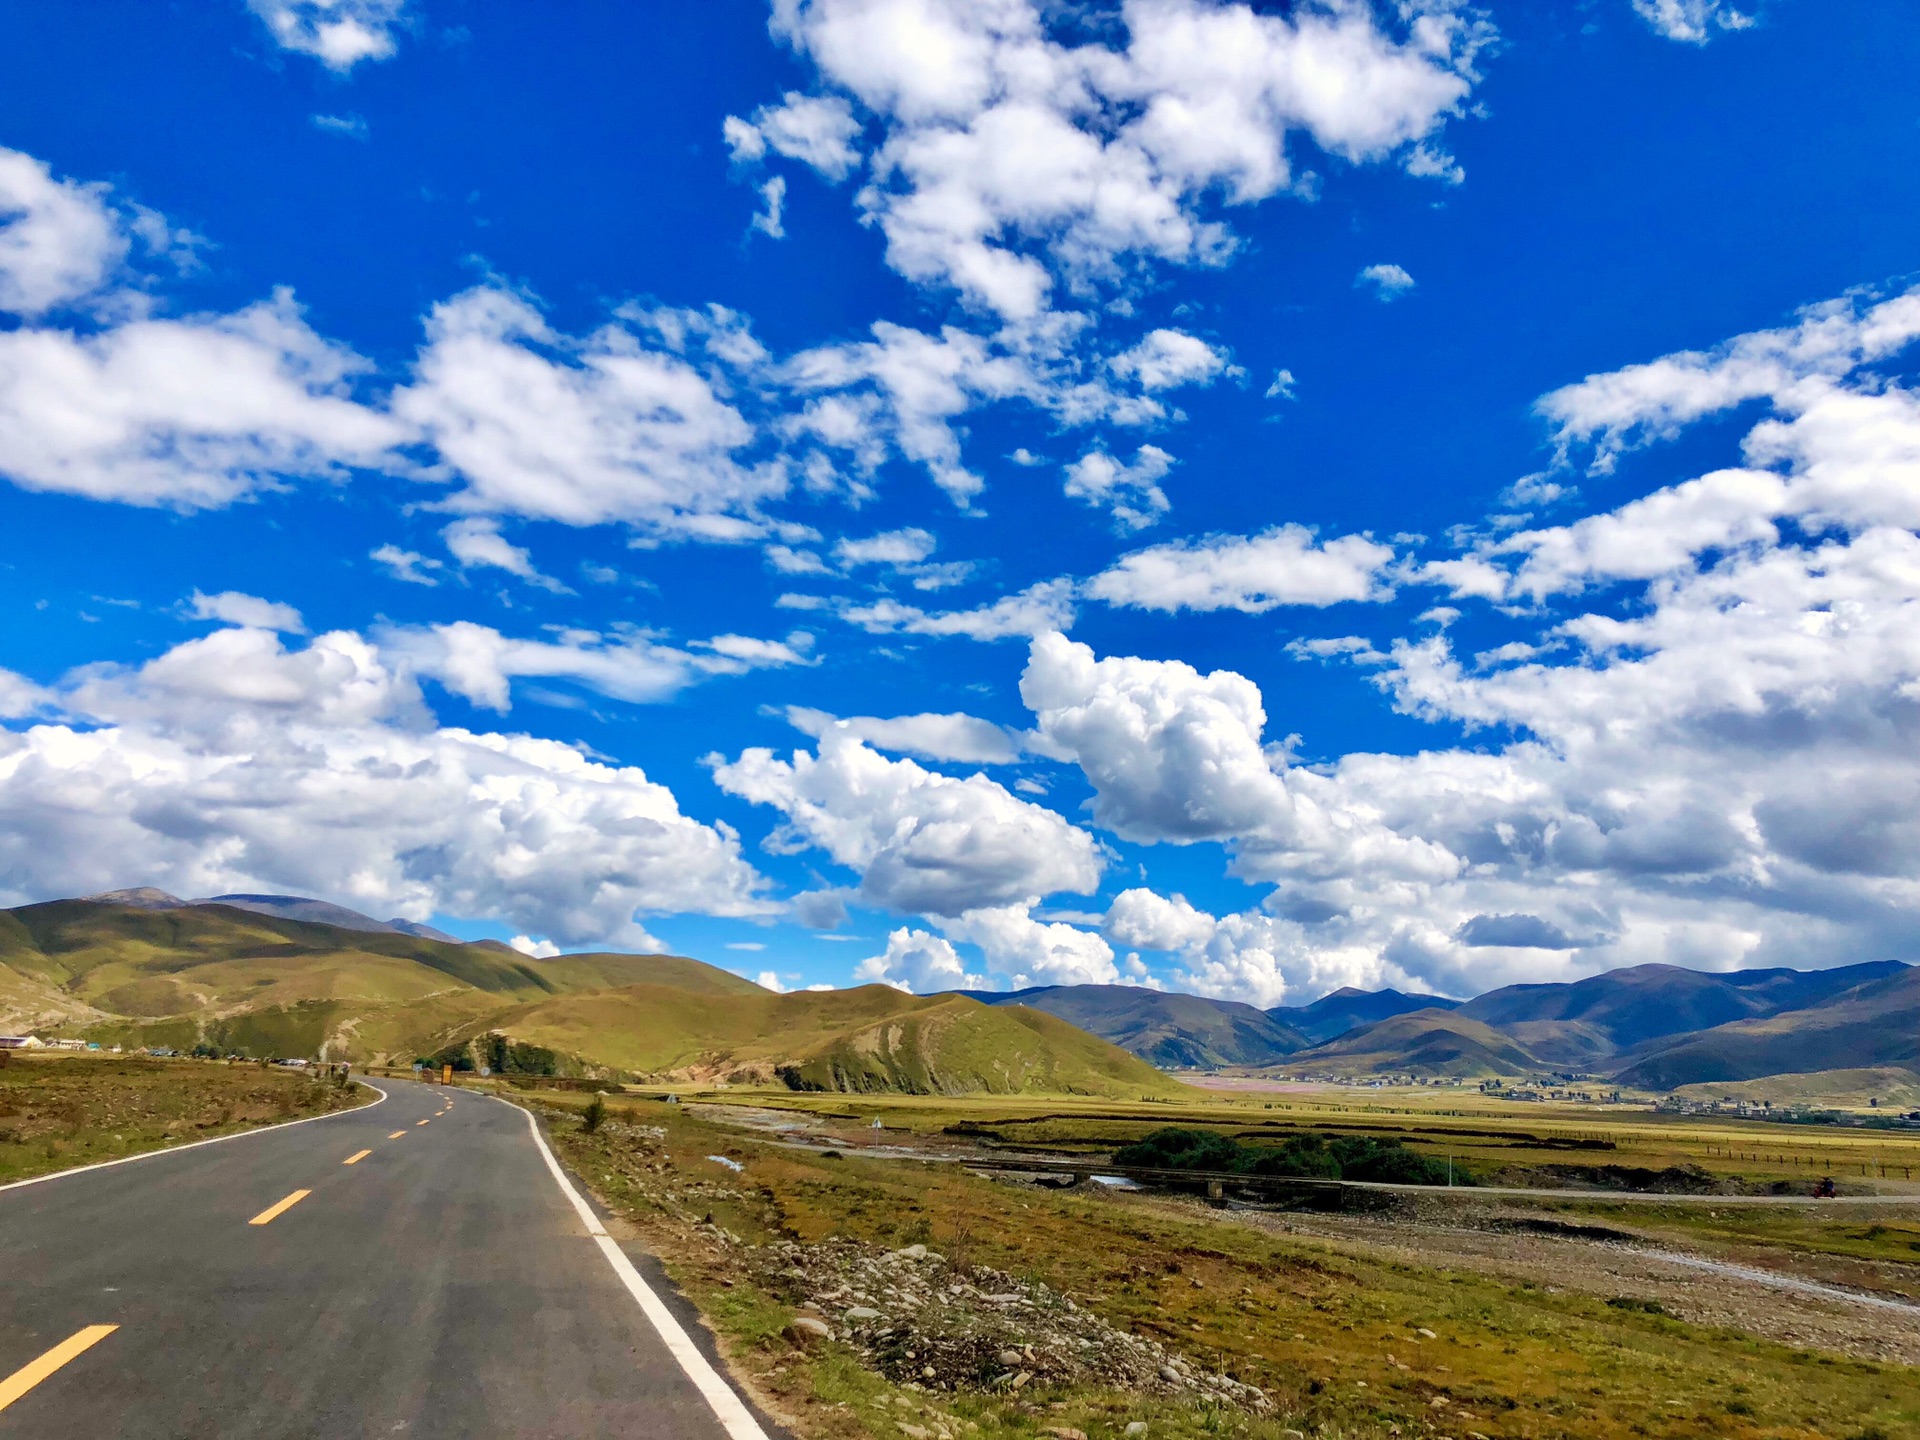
582;1094;606;1134
1112;1126;1464;1185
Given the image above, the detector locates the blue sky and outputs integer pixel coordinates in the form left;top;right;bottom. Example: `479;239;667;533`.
1;0;1917;1003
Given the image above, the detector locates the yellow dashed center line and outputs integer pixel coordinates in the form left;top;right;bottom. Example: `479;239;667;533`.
248;1189;311;1226
416;1119;430;1127
342;1149;372;1165
0;1326;118;1414
388;1130;407;1139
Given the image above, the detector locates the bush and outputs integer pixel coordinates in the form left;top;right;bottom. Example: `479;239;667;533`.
1111;1126;1464;1186
582;1094;606;1134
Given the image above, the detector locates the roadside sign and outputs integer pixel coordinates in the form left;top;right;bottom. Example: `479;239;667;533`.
441;1064;453;1084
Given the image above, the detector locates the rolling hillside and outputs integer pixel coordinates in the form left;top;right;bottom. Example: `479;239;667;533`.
1281;1008;1544;1078
0;896;1174;1096
1270;987;1460;1045
964;984;1308;1068
0;898;762;1065
1453;961;1907;1068
1615;964;1920;1088
478;985;1179;1096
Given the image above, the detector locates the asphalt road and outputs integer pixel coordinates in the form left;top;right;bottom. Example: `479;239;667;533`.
0;1077;778;1438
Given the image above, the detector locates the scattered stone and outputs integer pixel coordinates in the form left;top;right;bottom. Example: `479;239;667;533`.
1043;1428;1087;1440
1416;1327;1438;1340
898;1426;929;1439
744;1236;1267;1410
1125;1424;1149;1437
784;1316;832;1346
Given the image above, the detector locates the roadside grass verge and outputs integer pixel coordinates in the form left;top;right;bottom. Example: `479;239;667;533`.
536;1091;1920;1440
0;1054;367;1185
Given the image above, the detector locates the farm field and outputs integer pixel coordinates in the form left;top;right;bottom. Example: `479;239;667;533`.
0;1052;369;1185
512;1084;1920;1440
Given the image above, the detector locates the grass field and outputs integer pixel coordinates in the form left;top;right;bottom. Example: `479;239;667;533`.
657;1084;1920;1195
0;1053;368;1185
522;1087;1920;1440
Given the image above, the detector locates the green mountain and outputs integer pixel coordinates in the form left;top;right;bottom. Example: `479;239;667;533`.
964;983;1308;1068
0;897;1175;1096
481;984;1180;1096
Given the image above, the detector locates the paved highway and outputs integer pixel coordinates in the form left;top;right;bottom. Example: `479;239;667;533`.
0;1077;780;1438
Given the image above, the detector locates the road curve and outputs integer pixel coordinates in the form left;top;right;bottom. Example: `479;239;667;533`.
0;1077;781;1439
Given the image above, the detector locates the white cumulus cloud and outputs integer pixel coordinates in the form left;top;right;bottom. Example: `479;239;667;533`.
247;0;411;71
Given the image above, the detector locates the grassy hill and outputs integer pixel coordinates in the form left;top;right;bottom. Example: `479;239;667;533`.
0;898;763;1065
0;898;1175;1097
964;984;1308;1069
1669;1067;1920;1109
477;984;1180;1096
1281;1008;1546;1078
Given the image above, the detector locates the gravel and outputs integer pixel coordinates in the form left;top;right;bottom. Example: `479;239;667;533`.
743;1235;1270;1410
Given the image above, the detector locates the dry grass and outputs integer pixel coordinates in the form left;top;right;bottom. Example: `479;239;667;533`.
530;1088;1920;1440
0;1052;366;1184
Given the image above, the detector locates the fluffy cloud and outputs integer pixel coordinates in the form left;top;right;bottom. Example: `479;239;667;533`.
1087;524;1396;612
0;291;407;508
1630;0;1752;44
370;544;443;586
381;620;811;712
941;903;1117;987
393;286;785;536
1022;631;1295;843
838;577;1080;641
0;147;125;317
709;730;1101;916
246;0;411;70
1537;283;1920;474
725;92;865;181
1108;329;1231;391
783;320;1047;504
783;706;1025;764
834;527;937;566
1355;262;1415;300
440;517;571;592
854;926;980;990
1063;445;1173;531
0;627;772;945
187;590;307;634
765;0;1489;318
1104;887;1218;952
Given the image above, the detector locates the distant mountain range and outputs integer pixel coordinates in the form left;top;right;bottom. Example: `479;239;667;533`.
967;960;1916;1087
11;890;1914;1091
961;983;1451;1067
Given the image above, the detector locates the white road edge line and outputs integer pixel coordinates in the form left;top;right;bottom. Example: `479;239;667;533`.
0;1081;388;1196
500;1095;770;1440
